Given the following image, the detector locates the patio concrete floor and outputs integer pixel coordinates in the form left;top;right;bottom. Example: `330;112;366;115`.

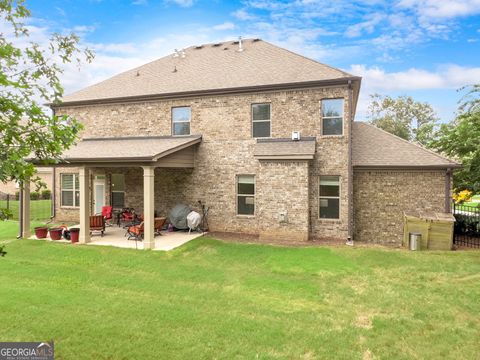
30;225;204;251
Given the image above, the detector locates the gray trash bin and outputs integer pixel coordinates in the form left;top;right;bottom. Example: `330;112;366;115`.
409;232;421;251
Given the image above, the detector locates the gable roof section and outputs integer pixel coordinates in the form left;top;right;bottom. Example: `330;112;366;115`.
254;137;316;160
57;135;201;163
353;122;460;169
59;39;359;106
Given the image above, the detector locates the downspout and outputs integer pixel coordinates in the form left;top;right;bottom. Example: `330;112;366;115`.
51;107;56;220
445;168;452;213
347;80;354;243
17;184;23;239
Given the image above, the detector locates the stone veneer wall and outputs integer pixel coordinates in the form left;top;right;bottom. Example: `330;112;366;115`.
353;170;447;245
54;86;352;241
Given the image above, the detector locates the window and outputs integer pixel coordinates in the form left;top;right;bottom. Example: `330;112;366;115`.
252;103;271;138
237;175;255;215
319;176;340;219
321;99;343;135
172;107;191;136
61;174;80;207
111;174;125;208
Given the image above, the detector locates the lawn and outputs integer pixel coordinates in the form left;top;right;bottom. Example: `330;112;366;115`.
0;199;52;220
0;239;479;359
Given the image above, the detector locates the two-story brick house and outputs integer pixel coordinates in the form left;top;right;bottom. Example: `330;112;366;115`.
29;38;458;248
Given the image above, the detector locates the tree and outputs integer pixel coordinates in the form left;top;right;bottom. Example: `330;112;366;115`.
0;0;93;218
459;84;480;113
367;94;438;145
430;111;480;193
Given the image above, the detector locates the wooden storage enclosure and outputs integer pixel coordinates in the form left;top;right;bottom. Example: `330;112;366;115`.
403;211;455;250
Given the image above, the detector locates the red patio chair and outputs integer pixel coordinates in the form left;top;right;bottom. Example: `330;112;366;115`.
90;215;105;237
101;206;113;226
127;222;144;241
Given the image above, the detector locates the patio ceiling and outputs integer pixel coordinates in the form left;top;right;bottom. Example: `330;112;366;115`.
55;135;202;165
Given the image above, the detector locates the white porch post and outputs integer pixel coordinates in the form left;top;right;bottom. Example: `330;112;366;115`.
79;166;91;244
21;179;31;238
143;166;155;249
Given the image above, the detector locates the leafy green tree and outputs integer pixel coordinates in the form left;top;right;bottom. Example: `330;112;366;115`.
0;0;93;218
367;94;438;145
430;111;480;193
459;84;480;113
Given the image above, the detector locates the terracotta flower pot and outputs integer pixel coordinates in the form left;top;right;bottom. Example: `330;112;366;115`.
34;227;48;239
69;228;80;243
49;228;63;240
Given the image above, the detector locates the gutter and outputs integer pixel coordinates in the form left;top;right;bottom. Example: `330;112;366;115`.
353;164;462;170
49;77;362;108
347;80;354;242
18;185;23;239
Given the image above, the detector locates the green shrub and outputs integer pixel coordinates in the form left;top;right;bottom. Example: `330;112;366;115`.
41;189;51;200
30;192;40;200
15;192;20;201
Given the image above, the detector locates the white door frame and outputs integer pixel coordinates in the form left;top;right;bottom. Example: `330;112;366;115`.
93;176;106;215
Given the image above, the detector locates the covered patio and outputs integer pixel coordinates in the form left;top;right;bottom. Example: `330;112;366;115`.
24;135;202;250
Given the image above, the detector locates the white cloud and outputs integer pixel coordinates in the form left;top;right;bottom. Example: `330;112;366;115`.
350;64;480;119
345;13;383;38
232;9;256;21
398;0;480;19
351;64;480;91
167;0;195;7
212;22;235;31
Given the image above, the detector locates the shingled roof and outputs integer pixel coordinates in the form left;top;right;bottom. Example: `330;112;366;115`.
60;38;359;105
353;122;460;169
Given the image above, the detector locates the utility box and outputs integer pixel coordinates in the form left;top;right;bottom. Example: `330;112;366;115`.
403;211;455;250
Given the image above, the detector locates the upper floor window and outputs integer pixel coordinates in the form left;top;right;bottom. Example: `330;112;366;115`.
321;99;343;135
61;173;80;207
252;103;271;138
172;106;191;136
237;175;255;215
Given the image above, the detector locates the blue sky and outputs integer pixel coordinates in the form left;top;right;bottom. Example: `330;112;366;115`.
25;0;480;122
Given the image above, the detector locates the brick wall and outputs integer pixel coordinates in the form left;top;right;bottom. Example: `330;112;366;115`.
353;170;447;245
54;86;353;241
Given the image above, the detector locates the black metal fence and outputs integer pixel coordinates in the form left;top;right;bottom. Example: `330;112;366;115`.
0;190;52;221
453;202;480;248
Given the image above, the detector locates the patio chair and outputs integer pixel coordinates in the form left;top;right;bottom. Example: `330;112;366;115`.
154;217;167;236
100;206;113;226
127;221;144;241
90;215;106;237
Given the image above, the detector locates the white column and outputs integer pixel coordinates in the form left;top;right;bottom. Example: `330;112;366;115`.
21;180;31;238
143;166;155;249
79;167;91;244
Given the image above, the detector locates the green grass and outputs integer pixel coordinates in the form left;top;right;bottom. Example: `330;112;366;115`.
0;220;47;241
460;201;480;209
0;239;479;359
0;199;52;220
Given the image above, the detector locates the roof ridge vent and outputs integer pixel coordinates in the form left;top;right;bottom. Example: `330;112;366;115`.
194;45;203;49
212;42;222;47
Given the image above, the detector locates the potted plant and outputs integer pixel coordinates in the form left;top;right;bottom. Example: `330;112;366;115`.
34;226;48;239
49;228;63;240
69;228;80;243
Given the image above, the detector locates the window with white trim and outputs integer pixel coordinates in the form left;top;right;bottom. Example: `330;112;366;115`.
61;173;80;207
321;99;344;135
237;175;255;215
319;176;340;219
252;103;271;138
111;174;125;208
172;106;191;136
